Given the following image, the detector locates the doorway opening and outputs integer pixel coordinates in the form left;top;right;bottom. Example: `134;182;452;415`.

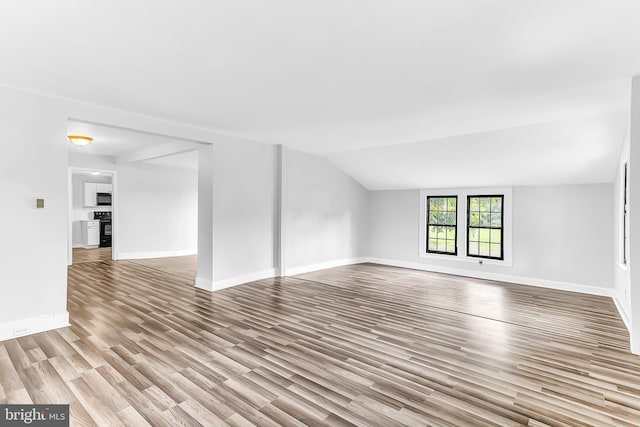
68;168;117;265
65;118;203;274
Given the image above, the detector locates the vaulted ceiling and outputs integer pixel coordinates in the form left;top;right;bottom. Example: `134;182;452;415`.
1;1;639;188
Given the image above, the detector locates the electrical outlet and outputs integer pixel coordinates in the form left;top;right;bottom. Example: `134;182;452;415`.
13;327;29;336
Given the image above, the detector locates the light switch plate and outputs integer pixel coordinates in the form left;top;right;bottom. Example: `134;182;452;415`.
36;198;44;208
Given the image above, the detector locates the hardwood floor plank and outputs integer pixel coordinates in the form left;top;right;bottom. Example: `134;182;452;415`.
72;247;113;264
117;406;154;427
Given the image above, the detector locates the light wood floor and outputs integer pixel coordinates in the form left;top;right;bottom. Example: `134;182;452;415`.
128;255;197;282
1;259;639;426
72;248;197;281
72;248;113;264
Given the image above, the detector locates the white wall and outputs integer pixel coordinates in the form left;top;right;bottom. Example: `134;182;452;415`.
283;148;369;274
196;145;214;289
629;76;640;354
211;141;277;284
368;184;614;293
0;87;69;336
69;153;198;258
119;165;197;257
71;173;112;247
613;127;631;326
199;144;370;287
0;82;275;341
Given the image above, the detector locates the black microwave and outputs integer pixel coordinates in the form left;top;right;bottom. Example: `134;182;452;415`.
96;192;112;206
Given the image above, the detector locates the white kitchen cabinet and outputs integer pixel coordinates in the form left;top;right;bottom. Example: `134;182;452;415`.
96;183;113;194
81;220;100;247
84;183;112;207
84;183;98;207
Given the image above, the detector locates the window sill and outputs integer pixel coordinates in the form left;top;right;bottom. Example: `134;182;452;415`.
420;252;512;267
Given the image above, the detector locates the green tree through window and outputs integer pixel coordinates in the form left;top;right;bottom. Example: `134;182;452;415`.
467;195;503;260
427;196;457;255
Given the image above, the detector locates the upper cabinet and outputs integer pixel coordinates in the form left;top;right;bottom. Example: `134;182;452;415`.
84;183;113;207
96;183;113;194
84;183;97;207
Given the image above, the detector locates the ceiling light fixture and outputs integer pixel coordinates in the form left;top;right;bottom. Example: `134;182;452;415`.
90;171;101;176
67;135;93;146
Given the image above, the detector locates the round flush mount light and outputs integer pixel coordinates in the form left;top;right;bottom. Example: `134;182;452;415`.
67;135;93;146
90;171;101;176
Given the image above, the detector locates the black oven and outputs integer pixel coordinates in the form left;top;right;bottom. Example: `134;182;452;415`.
93;211;112;248
96;192;112;206
100;221;112;248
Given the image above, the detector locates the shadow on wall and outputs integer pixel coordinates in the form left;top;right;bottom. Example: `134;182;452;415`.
287;210;358;268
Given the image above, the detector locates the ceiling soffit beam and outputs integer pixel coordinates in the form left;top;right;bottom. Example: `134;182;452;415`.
117;141;204;164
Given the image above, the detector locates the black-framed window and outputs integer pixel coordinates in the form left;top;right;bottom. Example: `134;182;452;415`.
427;196;457;255
467;195;503;260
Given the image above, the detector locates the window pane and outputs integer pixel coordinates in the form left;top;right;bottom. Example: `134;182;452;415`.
428;239;438;251
469;212;479;226
490;244;501;258
490;213;502;227
479;242;490;256
437;227;446;239
446;212;456;225
447;198;457;211
468;241;479;255
480;198;490;212
429;210;454;225
480;213;490;227
491;197;502;212
469;197;479;211
429;198;440;211
446;227;456;239
447;240;455;253
469;227;479;241
479;229;490;242
490;229;501;243
429;225;438;237
438;240;447;252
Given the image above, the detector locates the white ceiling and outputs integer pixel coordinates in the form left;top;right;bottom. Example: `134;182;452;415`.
329;111;628;189
3;1;640;188
144;150;199;170
67;120;199;170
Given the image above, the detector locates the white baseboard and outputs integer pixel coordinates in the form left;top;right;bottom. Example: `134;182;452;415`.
613;294;631;333
365;257;615;298
0;311;70;342
195;276;213;291
196;268;277;292
118;250;197;260
286;257;368;277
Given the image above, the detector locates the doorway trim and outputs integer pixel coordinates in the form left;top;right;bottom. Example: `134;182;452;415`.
68;167;118;265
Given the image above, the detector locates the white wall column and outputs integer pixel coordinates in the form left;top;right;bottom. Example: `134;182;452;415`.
196;144;214;291
629;75;640;354
276;145;286;276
